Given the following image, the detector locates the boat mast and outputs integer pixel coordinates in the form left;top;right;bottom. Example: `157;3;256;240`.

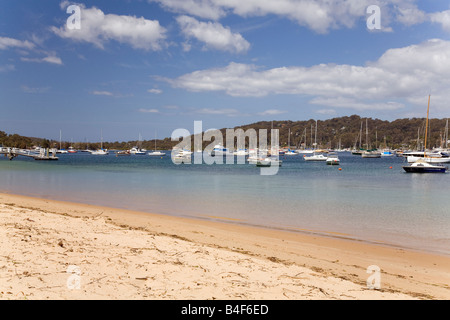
359;121;362;149
424;95;431;158
314;120;318;151
446;119;449;149
366;118;369;150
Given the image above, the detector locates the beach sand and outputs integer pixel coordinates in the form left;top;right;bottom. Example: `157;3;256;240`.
0;192;449;300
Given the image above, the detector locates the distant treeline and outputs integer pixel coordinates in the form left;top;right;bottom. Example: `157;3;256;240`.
1;115;449;150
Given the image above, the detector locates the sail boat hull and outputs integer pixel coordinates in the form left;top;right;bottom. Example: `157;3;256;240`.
403;164;447;173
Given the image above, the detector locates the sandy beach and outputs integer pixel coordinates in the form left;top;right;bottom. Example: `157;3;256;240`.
0;192;449;300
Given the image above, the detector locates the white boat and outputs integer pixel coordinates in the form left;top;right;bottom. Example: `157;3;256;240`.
148;130;166;156
381;149;395;157
91;129;108;155
284;149;297;156
304;120;327;161
361;119;381;158
130;147;146;155
406;151;450;163
233;149;249;156
148;151;166;156
296;149;314;155
403;159;447;173
362;150;381;158
326;152;340;165
255;157;282;167
404;95;448;173
210;144;232;156
171;151;191;164
304;153;327;161
91;149;109;155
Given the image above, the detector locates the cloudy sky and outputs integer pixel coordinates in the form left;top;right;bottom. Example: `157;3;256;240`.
1;0;450;141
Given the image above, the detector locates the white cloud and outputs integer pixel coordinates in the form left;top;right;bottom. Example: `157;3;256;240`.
195;108;241;116
139;108;161;113
21;55;63;65
257;109;287;116
430;10;450;33
0;64;15;73
0;37;35;50
52;3;167;51
176;15;250;53
147;88;163;94
168;39;450;111
91;91;114;96
396;4;427;26
149;0;226;20
316;109;337;115
21;85;51;94
152;0;409;34
310;97;405;111
152;0;450;34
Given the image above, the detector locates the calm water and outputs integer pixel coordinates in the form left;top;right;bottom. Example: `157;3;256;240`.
1;151;449;255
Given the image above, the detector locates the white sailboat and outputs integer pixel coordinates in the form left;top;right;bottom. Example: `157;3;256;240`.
130;133;146;155
304;120;327;161
361;119;381;158
148;131;166;156
91;129;109;155
285;128;297;155
403;95;447;173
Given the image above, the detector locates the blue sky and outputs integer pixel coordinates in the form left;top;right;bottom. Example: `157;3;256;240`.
1;0;450;142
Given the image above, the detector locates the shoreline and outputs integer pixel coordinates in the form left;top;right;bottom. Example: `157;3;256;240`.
1;191;449;299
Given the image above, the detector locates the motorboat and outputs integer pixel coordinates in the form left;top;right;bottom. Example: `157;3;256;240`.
116;150;131;156
361;150;381;158
210;144;232;156
233;149;249;156
172;151;191;164
68;146;77;154
130;147;146;155
148;151;166;156
284;149;297;156
255;157;282;167
304;153;327;161
91;149;109;155
381;149;395;157
326;152;340;165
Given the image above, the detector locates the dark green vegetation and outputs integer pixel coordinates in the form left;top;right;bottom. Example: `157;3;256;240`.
1;115;448;150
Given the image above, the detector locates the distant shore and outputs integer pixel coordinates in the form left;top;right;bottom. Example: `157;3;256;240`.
1;192;449;300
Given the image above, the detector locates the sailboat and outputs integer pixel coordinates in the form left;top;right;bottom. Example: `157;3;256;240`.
361;119;381;158
304;120;327;161
130;134;146;155
352;122;365;155
57;130;68;154
403;95;447;173
148;131;166;156
285;128;297;155
91;129;109;155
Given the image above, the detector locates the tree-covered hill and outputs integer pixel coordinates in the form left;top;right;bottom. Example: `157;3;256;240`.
1;115;449;151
